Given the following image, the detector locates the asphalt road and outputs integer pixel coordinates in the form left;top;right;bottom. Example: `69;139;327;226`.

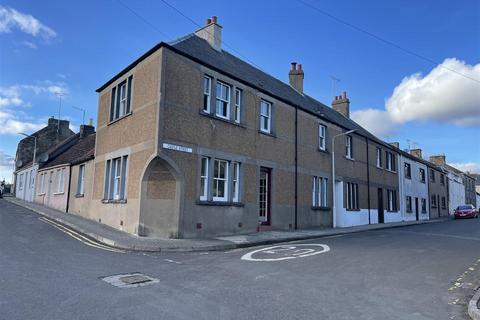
1;199;479;320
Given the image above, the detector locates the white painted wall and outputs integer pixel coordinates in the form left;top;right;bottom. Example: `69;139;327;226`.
15;164;38;202
335;181;377;227
448;171;465;214
398;155;429;222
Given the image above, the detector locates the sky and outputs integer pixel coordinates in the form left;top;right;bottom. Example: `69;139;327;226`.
0;0;479;183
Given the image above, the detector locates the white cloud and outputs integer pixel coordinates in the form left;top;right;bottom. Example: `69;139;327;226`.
22;40;37;49
351;108;399;138
0;151;14;183
448;162;480;174
0;110;43;135
0;85;23;107
386;58;480;126
0;6;56;39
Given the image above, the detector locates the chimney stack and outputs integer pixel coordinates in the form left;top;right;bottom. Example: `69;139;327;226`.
289;62;304;93
195;16;222;51
79;124;95;138
389;142;400;149
409;148;423;159
332;91;350;118
429;155;446;166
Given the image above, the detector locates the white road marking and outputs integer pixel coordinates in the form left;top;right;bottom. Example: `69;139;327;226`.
39;217;125;253
164;259;182;264
241;244;330;262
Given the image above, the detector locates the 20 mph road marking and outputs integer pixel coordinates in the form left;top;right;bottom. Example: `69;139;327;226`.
241;244;330;262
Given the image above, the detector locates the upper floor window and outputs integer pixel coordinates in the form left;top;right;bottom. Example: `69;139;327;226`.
345;135;353;159
77;164;85;195
110;76;133;122
430;194;437;207
386;151;396;171
312;176;328;207
346;182;359;210
419;168;426;183
104;155;128;201
319;124;326;151
260;100;272;133
441;196;446;209
234;88;242;123
440;174;445;185
376;148;382;168
430;169;435;182
203;76;211;113
404;162;411;179
215;81;231;119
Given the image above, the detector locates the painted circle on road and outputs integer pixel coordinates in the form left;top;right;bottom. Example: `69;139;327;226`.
241;244;330;262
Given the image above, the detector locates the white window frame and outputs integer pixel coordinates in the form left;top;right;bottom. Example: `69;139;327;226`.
387;189;396;211
313;176;328;207
346;135;353;159
118;82;127;117
404;162;411;179
260;100;272;133
200;157;209;201
110;76;132;122
212;159;229;202
376;148;382;168
203;76;211;113
419;168;426;183
19;173;24;190
234;88;242;123
104;155;128;201
232;162;240;202
57;168;65;193
346;182;358;210
77;164;85;195
386;152;396;171
215;81;231;120
406;196;412;212
319;124;326;151
39;173;46;194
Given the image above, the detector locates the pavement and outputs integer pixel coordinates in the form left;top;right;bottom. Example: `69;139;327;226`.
1;197;479;320
2;196;451;252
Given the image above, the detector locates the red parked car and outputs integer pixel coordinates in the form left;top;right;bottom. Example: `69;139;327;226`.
454;205;478;219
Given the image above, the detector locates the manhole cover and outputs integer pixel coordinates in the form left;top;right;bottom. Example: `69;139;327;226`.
101;273;159;288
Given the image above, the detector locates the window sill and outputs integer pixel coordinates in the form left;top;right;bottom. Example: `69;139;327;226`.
196;200;244;207
376;166;383;170
318;148;329;154
258;130;276;138
345;156;355;161
37;193;46;196
346;208;361;212
53;192;64;195
386;210;398;213
102;199;127;204
75;194;84;198
107;111;133;126
199;110;246;128
386;169;397;174
311;206;330;211
405;176;411;180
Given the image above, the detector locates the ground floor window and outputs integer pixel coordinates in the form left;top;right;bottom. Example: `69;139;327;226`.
312;176;328;207
441;196;446;209
346;182;359;210
430;194;437;208
104;155;128;200
387;189;397;211
56;168;65;193
77;164;85;195
406;196;412;212
421;198;427;213
199;156;241;203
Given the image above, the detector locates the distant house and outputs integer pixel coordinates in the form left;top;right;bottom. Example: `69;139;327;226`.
34;125;95;213
14;118;75;202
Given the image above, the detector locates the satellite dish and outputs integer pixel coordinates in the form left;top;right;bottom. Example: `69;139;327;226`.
38;153;49;163
15;160;23;168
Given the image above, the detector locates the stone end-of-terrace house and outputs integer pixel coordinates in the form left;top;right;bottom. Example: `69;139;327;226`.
391;145;430;222
34;125;95;213
430;154;476;209
14;117;75;202
91;16;400;239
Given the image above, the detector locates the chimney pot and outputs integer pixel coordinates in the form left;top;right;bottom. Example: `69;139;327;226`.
332;92;350;118
298;64;302;71
211;16;217;23
342;91;347;99
195;16;222;51
206;18;212;25
291;62;297;70
288;62;304;93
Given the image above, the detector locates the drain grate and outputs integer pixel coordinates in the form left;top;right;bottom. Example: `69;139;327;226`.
101;273;159;288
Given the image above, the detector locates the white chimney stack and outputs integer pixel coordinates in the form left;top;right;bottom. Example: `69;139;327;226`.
195;16;222;51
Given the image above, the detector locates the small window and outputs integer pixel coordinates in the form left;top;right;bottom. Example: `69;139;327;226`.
346;182;359;210
419;168;426;183
421;198;427;213
376;148;382;168
232;162;240;202
386;152;396;171
39;173;46;194
430;169;435;182
312;176;328;207
440;174;445;185
441;196;446;209
387;189;397;211
213;159;228;201
318;124;327;151
104;155;128;200
430;194;437;208
345;135;353;159
200;157;209;201
77;164;85;195
404;163;411;179
234;88;242;123
19;173;24;190
260;100;272;133
203;76;211;112
57;168;65;193
110;76;133;122
215;81;231;119
406;196;412;212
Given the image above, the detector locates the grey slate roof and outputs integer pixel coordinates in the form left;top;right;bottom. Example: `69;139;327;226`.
40;133;96;169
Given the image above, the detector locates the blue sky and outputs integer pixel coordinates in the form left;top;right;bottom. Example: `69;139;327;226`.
1;0;479;182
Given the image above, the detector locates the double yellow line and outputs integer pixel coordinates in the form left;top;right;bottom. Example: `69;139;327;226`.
39;217;126;253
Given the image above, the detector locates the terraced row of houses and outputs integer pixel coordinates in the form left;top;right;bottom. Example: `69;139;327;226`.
13;17;477;239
